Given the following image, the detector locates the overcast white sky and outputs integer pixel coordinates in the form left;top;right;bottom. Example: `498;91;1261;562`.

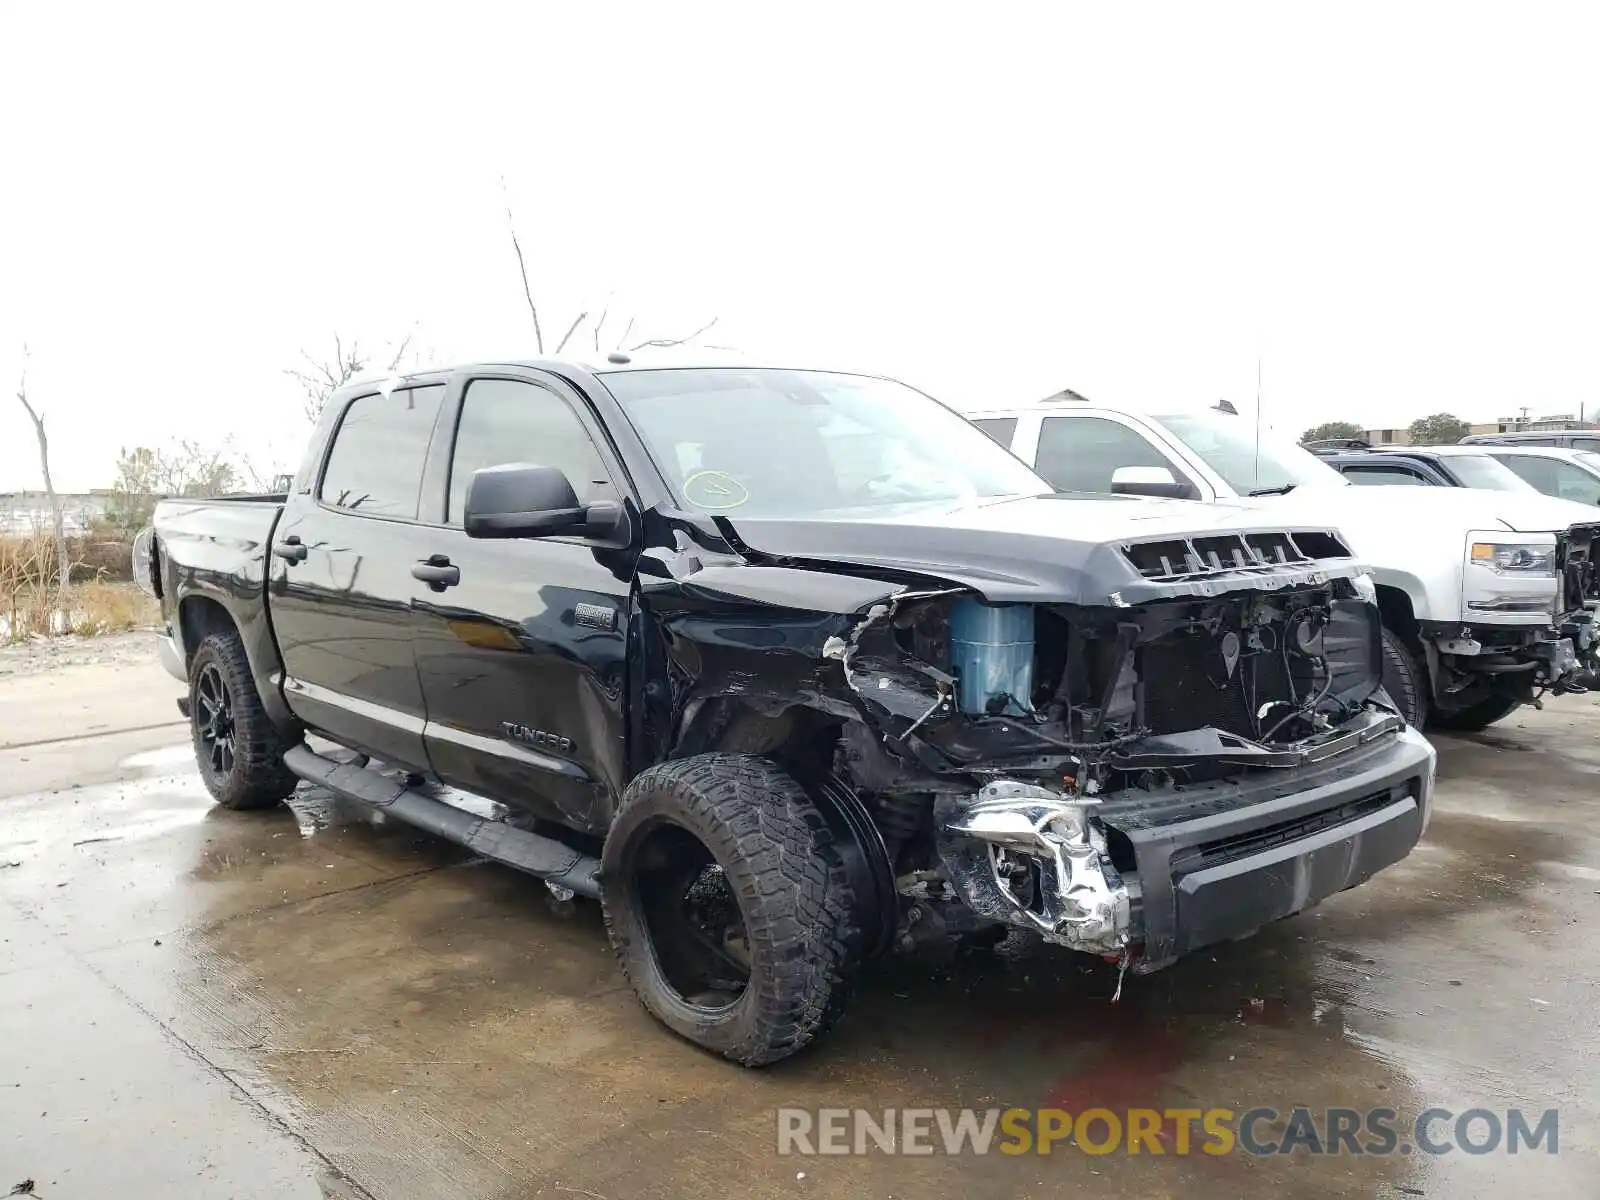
3;3;1599;490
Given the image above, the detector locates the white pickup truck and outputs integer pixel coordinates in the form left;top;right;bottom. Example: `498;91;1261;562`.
967;393;1600;731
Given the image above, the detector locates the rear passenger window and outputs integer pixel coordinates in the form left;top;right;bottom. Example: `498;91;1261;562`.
971;417;1017;448
1499;455;1560;494
318;386;446;519
447;379;615;524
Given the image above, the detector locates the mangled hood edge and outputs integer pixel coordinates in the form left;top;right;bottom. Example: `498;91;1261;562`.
699;506;1373;609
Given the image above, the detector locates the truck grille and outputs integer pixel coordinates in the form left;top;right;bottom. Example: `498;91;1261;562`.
1120;530;1352;581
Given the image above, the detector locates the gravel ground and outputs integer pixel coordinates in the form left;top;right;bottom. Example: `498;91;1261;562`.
0;628;161;678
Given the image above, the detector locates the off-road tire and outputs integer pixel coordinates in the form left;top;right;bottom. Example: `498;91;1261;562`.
189;631;298;810
1429;693;1521;732
601;754;859;1067
1379;626;1428;729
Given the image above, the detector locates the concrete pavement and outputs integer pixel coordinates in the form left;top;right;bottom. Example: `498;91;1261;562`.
1;633;1596;1197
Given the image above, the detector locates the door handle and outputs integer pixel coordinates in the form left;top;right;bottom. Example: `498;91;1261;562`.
412;555;461;590
272;535;308;564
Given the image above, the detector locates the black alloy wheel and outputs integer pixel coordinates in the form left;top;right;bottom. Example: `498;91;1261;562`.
194;660;236;779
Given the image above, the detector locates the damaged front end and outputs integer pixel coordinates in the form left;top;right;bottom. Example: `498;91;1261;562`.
822;528;1406;960
642;509;1432;973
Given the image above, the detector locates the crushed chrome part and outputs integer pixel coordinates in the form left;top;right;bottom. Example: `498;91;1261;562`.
936;780;1130;955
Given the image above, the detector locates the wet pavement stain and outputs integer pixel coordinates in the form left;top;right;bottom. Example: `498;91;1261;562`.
5;700;1600;1196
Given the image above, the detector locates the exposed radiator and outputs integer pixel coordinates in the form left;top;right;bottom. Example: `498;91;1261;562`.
1139;630;1299;741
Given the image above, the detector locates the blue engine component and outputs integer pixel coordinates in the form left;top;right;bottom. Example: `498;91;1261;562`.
949;599;1035;716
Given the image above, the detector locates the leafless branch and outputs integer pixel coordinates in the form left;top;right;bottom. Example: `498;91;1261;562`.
15;353;40;429
592;293;613;353
13;345;71;595
385;329;416;372
628;316;720;352
554;311;588;355
501;178;543;353
286;335;367;424
616;316;636;352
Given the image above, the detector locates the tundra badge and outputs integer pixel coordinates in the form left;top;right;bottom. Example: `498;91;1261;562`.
574;602;618;631
502;723;576;753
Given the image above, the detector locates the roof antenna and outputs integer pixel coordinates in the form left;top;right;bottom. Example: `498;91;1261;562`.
1253;351;1263;489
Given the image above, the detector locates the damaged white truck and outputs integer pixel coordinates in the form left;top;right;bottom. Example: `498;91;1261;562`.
141;359;1436;1065
966;395;1600;731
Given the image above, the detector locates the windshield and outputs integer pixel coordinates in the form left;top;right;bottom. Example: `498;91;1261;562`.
1154;411;1348;493
605;368;1050;518
1576;451;1600;476
1441;453;1537;492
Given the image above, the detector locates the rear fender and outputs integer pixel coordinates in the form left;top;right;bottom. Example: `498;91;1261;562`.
175;590;296;731
156;501;295;731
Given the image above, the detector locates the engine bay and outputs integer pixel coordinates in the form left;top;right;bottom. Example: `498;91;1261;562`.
831;574;1388;797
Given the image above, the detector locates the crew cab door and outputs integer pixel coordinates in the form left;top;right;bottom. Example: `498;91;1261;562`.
409;368;636;835
268;382;449;769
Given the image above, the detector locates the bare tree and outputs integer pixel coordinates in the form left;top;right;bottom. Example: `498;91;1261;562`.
554;310;588;354
504;183;544;354
626;316;719;352
12;346;70;596
286;331;415;423
500;185;718;357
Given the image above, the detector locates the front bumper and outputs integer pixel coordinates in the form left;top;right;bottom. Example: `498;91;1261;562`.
1105;726;1434;970
1435;525;1600;690
1423;616;1596;695
939;725;1435;970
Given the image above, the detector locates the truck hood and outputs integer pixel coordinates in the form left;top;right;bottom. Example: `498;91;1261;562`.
1242;482;1600;535
712;493;1367;607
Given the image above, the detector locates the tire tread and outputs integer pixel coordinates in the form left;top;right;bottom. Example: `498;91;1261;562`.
602;753;859;1066
190;631;298;810
1380;626;1428;729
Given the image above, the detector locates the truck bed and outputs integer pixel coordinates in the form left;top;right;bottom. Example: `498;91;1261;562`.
146;493;292;724
146;497;284;596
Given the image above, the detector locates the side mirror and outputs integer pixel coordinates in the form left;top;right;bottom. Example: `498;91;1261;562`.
1110;465;1196;500
463;464;624;540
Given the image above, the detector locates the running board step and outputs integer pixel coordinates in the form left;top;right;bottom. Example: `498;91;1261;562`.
283;744;601;898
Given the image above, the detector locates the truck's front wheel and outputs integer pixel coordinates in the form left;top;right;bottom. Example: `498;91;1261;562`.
1430;694;1521;732
188;631;298;810
1379;627;1428;729
601;754;859;1066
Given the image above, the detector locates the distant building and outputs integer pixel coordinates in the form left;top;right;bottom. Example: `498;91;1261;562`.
1361;415;1599;446
0;490;113;536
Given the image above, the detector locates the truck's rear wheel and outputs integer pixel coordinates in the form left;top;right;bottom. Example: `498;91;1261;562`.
1429;693;1521;732
601;754;859;1067
1380;627;1428;729
189;631;298;810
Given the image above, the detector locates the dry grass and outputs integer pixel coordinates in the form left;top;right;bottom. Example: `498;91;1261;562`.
0;530;157;643
66;580;161;636
0;530;58;643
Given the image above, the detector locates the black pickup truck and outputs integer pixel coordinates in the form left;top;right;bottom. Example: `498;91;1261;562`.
140;358;1436;1065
